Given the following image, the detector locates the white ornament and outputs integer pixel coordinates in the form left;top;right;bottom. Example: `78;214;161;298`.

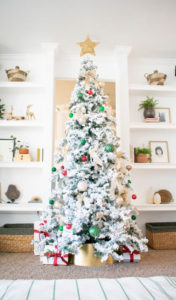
77;180;87;192
76;107;86;114
153;193;161;204
78;115;87;125
53;200;62;209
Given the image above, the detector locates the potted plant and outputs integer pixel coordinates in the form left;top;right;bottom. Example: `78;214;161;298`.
135;147;151;163
138;96;158;118
11;136;29;155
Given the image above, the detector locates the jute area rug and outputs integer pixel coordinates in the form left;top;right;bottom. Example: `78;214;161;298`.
0;249;175;280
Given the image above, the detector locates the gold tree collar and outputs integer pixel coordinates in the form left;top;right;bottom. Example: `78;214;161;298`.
77;36;99;56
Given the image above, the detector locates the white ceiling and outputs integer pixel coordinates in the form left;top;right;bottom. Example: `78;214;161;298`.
0;0;176;57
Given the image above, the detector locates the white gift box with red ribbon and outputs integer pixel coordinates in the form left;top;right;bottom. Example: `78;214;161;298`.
122;245;141;262
40;245;69;266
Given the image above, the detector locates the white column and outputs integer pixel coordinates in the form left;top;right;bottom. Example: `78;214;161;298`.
114;46;131;157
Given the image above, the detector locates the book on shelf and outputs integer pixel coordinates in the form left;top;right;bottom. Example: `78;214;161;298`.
144;117;159;123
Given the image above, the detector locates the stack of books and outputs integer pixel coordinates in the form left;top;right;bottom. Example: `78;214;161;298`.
144;117;159;123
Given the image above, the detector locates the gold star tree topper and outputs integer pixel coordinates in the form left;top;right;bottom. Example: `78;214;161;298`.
77;36;99;56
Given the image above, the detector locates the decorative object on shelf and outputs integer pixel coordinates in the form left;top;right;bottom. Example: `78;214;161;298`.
155;189;173;204
74;243;113;266
11;136;29;156
26;105;35;120
138;96;158;119
144;117;159;123
146;222;176;249
144;70;167;85
155;107;171;123
28;196;42;204
126;165;132;171
5;184;20;203
0;223;34;253
135;147;151;163
77;36;99;56
14;154;32;162
122;245;140;262
5;66;29;82
146;186;155;204
153;193;161;204
149;141;169;163
37;148;44;162
0;99;5;120
0;138;14;162
2;105;25;121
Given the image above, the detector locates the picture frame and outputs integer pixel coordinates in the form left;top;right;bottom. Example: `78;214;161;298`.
149;141;169;163
0;139;14;162
155;107;171;123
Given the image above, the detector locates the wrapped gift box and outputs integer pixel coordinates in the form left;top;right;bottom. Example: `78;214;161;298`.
33;220;49;255
122;245;140;263
41;245;69;266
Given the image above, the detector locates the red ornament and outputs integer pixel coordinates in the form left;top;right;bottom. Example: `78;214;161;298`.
132;194;137;200
61;165;64;169
66;224;72;229
55;245;58;249
88;90;93;95
62;170;67;176
44;220;47;224
81;156;87;162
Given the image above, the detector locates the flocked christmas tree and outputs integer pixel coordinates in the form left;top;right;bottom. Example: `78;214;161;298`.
36;37;147;263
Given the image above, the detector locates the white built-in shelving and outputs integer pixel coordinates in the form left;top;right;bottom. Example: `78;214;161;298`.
132;163;176;170
0;203;43;212
0;120;44;128
129;84;176;93
0;81;44;88
135;203;176;211
130;122;176;130
0;162;43;168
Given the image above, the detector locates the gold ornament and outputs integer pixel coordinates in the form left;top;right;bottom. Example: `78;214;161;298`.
77;36;99;56
117;151;124;158
96;211;109;228
84;70;102;90
78;115;87;125
53;200;62;209
126;165;132;171
116;197;124;205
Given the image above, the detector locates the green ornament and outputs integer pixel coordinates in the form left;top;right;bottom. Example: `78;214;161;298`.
49;199;54;205
52;167;56;172
128;180;131;184
59;225;63;231
77;92;83;99
89;226;100;237
131;215;136;221
105;144;114;152
81;139;86;145
69;112;73;118
99;106;104;111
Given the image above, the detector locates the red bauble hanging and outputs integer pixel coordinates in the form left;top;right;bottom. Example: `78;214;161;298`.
62;170;67;176
66;224;72;229
81;156;87;162
61;165;64;169
132;194;137;200
88;90;93;95
44;220;47;224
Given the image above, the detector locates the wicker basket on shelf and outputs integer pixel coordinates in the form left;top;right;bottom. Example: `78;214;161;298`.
0;223;34;252
146;222;176;249
5;66;29;82
155;189;173;204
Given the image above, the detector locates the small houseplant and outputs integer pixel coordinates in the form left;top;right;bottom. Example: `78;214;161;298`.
135;147;151;163
138;96;158;118
11;136;29;154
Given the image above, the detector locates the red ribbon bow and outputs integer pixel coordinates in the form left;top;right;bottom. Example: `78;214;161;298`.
34;229;50;239
122;245;139;262
44;252;68;266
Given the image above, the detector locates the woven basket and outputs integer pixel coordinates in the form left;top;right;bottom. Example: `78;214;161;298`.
155;189;173;204
146;222;176;250
5;66;29;82
0;223;34;253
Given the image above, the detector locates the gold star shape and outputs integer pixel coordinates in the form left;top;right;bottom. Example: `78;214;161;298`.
77;36;99;56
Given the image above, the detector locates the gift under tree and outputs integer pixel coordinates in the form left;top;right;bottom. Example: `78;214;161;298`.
36;37;147;264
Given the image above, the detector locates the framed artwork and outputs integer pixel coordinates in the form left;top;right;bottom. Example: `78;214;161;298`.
155;107;171;123
149;141;169;163
0;139;14;162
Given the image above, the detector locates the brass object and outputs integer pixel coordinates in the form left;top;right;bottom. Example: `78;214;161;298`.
144;70;167;85
6;66;29;82
155;189;173;204
77;36;99;56
74;243;114;266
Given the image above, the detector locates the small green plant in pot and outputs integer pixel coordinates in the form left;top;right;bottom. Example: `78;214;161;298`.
138;96;158;119
135;147;151;163
11;135;29;155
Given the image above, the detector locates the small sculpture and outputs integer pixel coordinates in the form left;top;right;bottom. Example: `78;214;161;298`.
2;105;25;120
5;184;20;203
26;105;35;120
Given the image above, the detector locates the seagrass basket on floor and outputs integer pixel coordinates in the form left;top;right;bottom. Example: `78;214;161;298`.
146;222;176;250
0;223;34;252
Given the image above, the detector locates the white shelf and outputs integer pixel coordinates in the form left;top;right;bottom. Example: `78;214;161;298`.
135;203;176;211
0;203;44;212
0;120;44;128
0;81;44;88
0;162;43;168
132;163;176;170
130;122;176;130
129;84;176;93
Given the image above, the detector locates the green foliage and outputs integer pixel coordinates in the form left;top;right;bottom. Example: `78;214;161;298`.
0;99;5;119
10;135;29;151
135;147;151;155
138;96;158;110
